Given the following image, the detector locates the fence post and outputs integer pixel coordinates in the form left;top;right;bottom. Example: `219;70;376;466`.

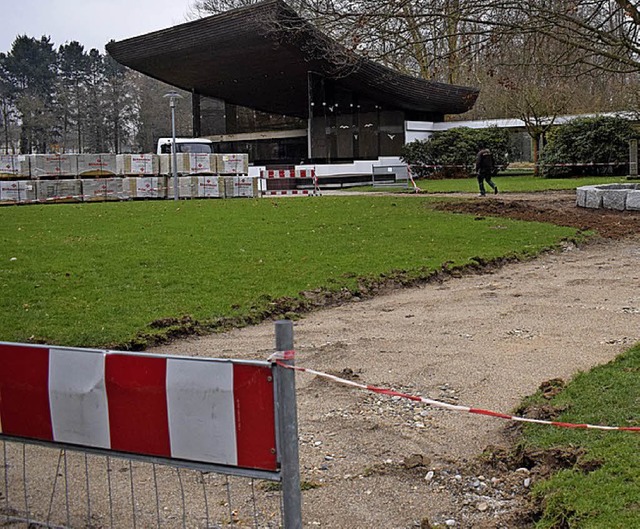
274;320;302;528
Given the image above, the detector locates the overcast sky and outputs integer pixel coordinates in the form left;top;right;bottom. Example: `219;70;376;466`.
1;0;195;54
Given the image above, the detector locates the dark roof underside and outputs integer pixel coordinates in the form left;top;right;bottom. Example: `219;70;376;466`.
106;0;478;119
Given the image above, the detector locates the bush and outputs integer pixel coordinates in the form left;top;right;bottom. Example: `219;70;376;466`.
540;116;633;178
401;127;511;179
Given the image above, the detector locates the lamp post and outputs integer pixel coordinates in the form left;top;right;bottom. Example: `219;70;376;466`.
164;91;183;201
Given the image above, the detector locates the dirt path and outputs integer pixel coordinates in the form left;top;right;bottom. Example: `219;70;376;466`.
149;192;640;528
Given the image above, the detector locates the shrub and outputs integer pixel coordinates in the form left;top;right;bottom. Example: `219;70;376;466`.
401;127;511;179
540;116;633;178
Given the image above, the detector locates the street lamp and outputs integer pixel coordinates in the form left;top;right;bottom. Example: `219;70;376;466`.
164;91;183;201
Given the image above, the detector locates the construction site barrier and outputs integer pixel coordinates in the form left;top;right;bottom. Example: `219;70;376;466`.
260;169;320;196
270;352;640;433
0;320;302;527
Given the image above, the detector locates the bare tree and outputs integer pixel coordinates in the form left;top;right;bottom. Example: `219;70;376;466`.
188;0;640;136
189;0;640;81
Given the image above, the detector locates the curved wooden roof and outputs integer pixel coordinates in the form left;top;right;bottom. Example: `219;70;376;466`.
106;0;478;118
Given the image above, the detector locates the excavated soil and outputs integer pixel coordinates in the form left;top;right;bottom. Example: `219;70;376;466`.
147;191;640;528
433;190;640;239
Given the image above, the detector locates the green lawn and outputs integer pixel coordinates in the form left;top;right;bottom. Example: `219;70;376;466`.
353;175;628;193
0;196;576;348
521;344;640;528
1;192;636;528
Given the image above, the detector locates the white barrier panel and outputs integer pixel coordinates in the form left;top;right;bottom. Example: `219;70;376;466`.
30;154;78;178
116;154;159;176
0;180;36;204
0;342;278;472
0;155;30;178
77;154;117;177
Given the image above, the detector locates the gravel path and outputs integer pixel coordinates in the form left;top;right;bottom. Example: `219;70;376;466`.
150;231;640;528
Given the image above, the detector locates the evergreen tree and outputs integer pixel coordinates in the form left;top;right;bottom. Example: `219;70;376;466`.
3;36;58;153
57;41;89;152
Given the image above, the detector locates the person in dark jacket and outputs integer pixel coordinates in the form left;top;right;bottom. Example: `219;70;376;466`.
475;145;498;196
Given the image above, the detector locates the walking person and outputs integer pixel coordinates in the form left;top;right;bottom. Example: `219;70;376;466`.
475;144;498;196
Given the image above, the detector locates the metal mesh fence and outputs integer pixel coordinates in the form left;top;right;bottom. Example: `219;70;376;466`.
1;439;284;529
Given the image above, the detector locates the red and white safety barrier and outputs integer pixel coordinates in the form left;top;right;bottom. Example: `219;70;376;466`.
272;354;639;433
262;169;316;178
264;190;310;196
538;162;625;167
0;343;278;471
260;167;320;196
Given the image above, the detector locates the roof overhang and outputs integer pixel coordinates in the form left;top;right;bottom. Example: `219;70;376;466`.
106;0;479;119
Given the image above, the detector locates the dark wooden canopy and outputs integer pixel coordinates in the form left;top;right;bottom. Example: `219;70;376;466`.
106;0;478;119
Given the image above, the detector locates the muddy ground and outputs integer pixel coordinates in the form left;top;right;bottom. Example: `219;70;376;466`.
148;191;640;528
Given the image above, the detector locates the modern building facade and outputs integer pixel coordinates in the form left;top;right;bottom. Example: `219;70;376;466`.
107;0;479;165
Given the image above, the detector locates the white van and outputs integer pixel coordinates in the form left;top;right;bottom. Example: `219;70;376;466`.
156;138;214;155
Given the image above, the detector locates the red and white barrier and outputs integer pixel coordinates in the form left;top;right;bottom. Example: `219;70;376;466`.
261;169;316;179
260;168;320;196
0;343;278;471
271;353;640;433
264;190;310;196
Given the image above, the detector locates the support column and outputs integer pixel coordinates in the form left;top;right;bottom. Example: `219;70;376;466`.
274;320;302;529
192;90;201;138
307;71;313;161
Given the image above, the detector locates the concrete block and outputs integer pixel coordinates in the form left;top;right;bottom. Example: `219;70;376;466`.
584;188;603;209
576;186;592;208
626;190;640;211
601;189;629;211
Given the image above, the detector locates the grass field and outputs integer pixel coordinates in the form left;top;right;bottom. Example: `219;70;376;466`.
1;195;577;348
1;187;637;527
521;344;640;528
353;175;628;193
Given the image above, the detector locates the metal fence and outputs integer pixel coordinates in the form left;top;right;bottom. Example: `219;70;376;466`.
1;442;284;528
0;321;301;529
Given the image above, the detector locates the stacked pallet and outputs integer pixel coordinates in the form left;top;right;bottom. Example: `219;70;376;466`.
0;152;255;205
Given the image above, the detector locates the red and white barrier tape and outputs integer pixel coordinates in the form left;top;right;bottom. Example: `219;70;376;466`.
270;353;639;433
409;162;625;170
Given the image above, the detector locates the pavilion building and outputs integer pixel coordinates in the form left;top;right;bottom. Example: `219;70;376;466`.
106;0;479;166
